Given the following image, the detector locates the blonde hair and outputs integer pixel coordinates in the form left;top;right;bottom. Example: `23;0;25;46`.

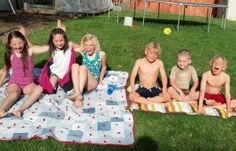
145;42;161;58
80;33;101;51
178;49;191;59
210;54;227;70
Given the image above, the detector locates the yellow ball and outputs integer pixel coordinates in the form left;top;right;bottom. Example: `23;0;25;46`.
164;28;171;35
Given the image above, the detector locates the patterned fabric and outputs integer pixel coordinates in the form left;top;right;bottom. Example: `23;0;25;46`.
130;100;233;119
82;51;101;81
0;70;134;145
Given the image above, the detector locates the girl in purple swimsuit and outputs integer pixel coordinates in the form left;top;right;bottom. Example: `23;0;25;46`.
0;27;49;118
11;21;79;117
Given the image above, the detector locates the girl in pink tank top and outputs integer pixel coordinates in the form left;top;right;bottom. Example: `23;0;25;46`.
0;27;50;118
8;51;34;89
0;21;79;118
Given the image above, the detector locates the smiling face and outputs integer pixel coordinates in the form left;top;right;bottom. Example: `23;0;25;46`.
145;48;158;63
10;37;25;54
52;34;65;50
211;58;225;75
177;55;191;70
84;40;96;56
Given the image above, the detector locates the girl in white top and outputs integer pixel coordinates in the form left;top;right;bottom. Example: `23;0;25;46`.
12;20;79;117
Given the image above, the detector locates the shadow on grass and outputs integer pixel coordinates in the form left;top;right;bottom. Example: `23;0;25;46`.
134;17;207;25
131;17;208;31
132;136;159;151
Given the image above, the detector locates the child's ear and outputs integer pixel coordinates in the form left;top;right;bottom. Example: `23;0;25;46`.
189;59;192;64
144;50;147;55
222;66;226;71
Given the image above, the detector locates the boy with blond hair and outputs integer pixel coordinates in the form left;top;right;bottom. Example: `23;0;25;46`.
129;42;171;104
168;49;199;103
198;55;236;113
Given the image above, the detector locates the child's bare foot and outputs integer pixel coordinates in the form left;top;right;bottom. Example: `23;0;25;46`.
74;98;83;108
68;93;83;101
12;110;23;117
197;109;206;115
0;108;6;118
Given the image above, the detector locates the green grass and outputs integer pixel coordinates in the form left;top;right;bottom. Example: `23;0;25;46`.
1;10;236;150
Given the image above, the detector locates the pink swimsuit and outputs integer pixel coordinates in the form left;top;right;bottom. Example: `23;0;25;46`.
8;52;34;89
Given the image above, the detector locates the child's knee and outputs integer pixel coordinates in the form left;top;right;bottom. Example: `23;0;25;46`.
10;91;21;99
72;63;80;70
79;65;87;71
36;85;44;92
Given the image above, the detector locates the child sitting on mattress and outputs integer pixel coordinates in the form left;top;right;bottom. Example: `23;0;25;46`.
198;55;236;114
129;42;171;104
0;26;50;118
9;20;79;117
68;34;107;108
168;49;199;103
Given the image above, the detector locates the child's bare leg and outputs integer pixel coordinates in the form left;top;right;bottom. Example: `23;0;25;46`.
188;91;199;104
132;96;151;104
68;64;82;101
168;87;186;101
149;91;171;103
49;74;59;89
0;107;6;118
0;84;21;117
74;66;98;108
78;65;98;91
12;85;43;117
74;96;83;108
230;99;236;110
205;99;221;106
148;96;169;103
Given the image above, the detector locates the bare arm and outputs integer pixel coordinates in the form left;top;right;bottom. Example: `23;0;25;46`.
18;26;49;55
98;51;107;84
69;42;82;54
169;67;184;95
57;19;66;32
57;20;82;54
130;60;139;93
29;45;49;55
190;80;199;92
198;73;207;112
159;61;168;92
18;26;33;47
190;67;199;93
224;74;231;112
0;66;8;87
170;77;184;95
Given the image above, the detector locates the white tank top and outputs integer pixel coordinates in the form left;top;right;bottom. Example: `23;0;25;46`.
50;48;71;79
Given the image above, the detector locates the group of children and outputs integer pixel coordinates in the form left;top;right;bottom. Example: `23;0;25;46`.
0;20;106;118
0;20;235;118
129;42;236;114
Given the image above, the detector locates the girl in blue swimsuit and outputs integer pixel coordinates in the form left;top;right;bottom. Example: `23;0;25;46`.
69;34;107;108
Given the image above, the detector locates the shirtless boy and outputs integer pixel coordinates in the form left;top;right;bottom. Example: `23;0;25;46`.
129;42;171;104
198;55;236;113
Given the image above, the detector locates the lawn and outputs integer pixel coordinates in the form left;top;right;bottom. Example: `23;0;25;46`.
0;10;236;151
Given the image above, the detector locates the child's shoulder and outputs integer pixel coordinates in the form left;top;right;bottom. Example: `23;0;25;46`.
135;58;146;63
99;51;106;58
188;65;197;71
99;50;106;55
221;71;230;78
155;59;164;65
203;70;211;76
